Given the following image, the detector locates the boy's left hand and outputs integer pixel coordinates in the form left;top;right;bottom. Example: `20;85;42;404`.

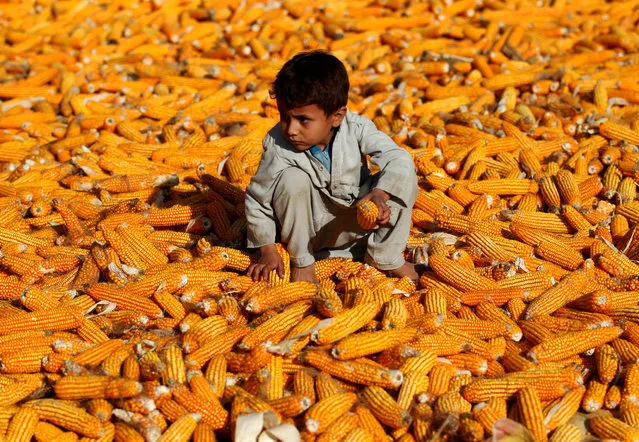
357;188;391;225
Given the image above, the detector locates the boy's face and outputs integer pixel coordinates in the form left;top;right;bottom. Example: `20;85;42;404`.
277;100;346;151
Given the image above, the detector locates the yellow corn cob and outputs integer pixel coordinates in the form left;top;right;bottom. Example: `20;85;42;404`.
191;421;217;442
115;223;168;267
54;375;142;400
594;344;619;384
184;327;250;369
267;394;311;418
443;318;509;342
153;289;186;321
624;363;639;403
524;270;589;319
243;281;317;314
122;355;140;380
428;254;498;292
510;210;573;235
330;328;416;360
445;353;488;376
162;344;186;385
100;345;135;376
34;420;67;441
314;286;343;318
217;296;245;326
156;412;201;442
86;283;163;318
171;383;228;430
516;387;548;442
396;371;429;411
263;354;284;400
181;315;228;353
0;305;84;335
466;178;538;195
314;372;344;401
462;377;567;403
305;391;358;434
427;363;456;396
356;200;378;230
553;169;581;208
604;384;622;410
5;406;39;442
311;302;381;345
528;326;623;363
313;411;359;442
239;301;311;350
71;338;124;366
380;297;409;330
588;414;639;441
361;385;412;429
302;350;403;388
292;370;316;407
549;422;582;442
25;399;106;438
620;400;639;427
113;422;146;442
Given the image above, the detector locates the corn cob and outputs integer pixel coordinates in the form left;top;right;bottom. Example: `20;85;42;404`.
361;385;412;429
528;326;623;363
330;328;416;360
462;377;568;403
305;391;358;434
5;406;39;442
24;399;106;438
356;200;378;230
588;414;639;441
301;350;403;388
171;383;228;430
243;281;317;313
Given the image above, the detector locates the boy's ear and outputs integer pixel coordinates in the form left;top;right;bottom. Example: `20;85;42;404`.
331;106;347;127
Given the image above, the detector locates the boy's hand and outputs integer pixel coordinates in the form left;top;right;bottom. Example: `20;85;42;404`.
357;188;391;225
247;244;284;282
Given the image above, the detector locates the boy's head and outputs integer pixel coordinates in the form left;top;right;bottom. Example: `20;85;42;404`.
272;51;350;151
272;50;349;117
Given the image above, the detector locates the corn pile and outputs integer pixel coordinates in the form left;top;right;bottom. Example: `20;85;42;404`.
1;0;639;441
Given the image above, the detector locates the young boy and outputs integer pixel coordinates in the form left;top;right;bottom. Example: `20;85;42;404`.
245;50;418;283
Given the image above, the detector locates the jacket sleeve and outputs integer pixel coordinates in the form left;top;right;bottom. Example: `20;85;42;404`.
355;116;418;207
244;135;283;248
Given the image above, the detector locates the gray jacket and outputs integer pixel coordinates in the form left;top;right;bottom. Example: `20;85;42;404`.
245;111;418;248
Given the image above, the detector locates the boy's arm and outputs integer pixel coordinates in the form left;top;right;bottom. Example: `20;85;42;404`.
356;116;418;208
245;135;289;281
245;136;281;249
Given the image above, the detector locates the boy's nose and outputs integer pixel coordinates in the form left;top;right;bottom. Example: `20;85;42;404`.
286;122;299;137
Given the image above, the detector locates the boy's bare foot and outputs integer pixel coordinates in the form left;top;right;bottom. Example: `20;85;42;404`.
387;262;419;282
291;264;318;283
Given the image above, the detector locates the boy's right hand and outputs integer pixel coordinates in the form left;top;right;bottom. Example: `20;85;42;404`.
247;244;285;282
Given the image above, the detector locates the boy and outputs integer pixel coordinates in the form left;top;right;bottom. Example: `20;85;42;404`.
245;50;418;283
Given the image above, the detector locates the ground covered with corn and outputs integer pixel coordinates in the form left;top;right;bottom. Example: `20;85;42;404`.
0;0;639;441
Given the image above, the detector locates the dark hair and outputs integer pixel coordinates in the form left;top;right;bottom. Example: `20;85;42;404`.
271;50;349;116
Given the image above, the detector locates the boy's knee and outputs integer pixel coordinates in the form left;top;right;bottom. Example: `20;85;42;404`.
274;168;312;200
